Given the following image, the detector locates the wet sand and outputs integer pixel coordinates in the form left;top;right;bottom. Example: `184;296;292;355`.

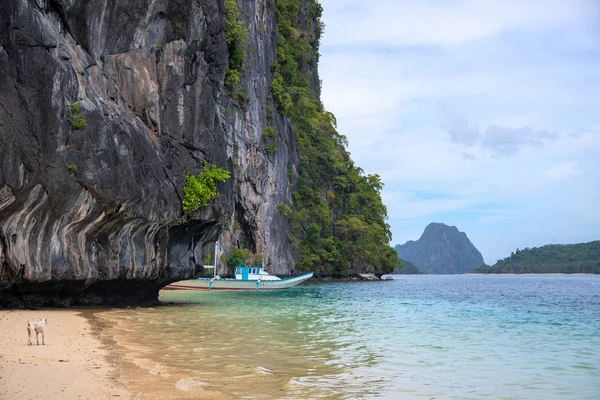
0;309;131;400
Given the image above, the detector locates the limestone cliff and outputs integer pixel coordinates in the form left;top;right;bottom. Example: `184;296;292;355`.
0;0;304;307
394;223;484;274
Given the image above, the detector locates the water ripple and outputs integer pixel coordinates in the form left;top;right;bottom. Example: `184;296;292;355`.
95;275;600;399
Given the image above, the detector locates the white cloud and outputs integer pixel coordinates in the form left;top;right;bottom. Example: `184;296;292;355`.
445;117;559;156
321;0;597;48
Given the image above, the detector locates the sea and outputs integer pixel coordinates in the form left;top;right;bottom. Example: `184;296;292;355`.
95;274;600;399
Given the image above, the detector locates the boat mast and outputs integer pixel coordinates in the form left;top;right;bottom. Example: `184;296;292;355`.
213;241;218;278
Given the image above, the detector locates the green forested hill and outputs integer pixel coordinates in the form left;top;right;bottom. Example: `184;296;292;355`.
273;0;400;276
474;241;600;274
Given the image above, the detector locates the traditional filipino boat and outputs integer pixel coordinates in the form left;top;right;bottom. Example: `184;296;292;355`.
164;267;314;291
163;243;314;291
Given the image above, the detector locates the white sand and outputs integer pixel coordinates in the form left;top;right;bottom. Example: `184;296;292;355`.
0;309;131;400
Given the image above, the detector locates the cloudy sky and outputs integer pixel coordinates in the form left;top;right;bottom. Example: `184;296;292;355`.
318;0;600;264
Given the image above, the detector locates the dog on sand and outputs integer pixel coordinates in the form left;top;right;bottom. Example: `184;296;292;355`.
27;318;48;345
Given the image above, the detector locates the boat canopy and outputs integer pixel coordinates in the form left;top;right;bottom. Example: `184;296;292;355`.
235;266;264;275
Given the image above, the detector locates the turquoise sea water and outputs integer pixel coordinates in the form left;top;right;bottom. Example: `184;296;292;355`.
98;275;600;399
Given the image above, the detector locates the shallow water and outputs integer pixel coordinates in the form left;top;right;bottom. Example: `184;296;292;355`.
97;275;600;399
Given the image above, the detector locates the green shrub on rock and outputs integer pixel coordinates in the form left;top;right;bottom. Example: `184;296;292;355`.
66;103;87;130
182;161;231;212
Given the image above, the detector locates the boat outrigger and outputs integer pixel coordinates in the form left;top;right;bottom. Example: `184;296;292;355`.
163;243;314;291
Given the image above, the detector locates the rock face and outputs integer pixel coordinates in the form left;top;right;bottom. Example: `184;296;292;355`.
394;223;484;274
0;0;302;307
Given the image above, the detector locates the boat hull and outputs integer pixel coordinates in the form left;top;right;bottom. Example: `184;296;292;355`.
163;272;314;291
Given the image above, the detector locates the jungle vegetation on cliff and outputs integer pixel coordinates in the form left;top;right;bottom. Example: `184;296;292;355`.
272;0;400;276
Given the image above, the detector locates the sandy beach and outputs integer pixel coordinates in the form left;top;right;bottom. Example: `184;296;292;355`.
0;309;131;400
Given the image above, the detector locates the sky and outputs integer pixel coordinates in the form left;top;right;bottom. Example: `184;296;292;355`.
318;0;600;264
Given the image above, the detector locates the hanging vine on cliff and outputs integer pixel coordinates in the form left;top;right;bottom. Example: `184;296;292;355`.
224;0;248;106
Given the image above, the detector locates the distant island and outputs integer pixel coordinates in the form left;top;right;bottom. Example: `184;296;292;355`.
474;241;600;274
395;222;484;274
393;258;425;274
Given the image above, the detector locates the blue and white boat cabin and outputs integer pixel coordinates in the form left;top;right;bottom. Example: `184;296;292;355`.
234;266;281;281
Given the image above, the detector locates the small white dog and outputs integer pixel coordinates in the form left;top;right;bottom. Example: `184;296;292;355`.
27;318;48;346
